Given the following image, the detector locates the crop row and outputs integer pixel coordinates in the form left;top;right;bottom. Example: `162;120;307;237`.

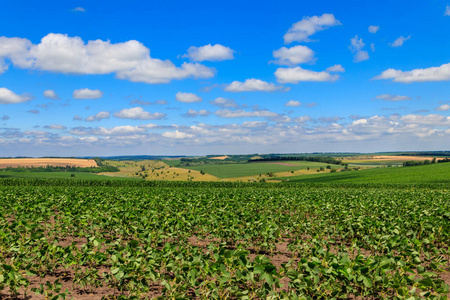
0;185;449;299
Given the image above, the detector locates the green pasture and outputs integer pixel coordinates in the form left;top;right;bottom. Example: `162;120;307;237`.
180;161;335;178
276;162;450;184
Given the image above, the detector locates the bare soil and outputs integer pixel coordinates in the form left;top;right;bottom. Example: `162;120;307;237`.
0;158;98;169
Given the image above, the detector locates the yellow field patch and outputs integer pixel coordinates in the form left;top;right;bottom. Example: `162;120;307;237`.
0;158;97;168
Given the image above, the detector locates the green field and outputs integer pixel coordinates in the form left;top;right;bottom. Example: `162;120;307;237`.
0;180;448;299
276;163;450;184
0;171;141;181
180;161;335;178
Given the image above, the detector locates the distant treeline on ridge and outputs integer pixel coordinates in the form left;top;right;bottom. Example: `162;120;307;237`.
250;156;343;165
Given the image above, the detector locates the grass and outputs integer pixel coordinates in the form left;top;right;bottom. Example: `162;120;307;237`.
0;171;141;180
275;163;450;184
180;161;335;179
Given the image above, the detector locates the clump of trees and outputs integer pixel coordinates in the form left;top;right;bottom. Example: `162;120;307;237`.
403;157;449;167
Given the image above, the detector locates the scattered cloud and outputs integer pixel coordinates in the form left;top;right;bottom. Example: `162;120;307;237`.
1;115;10;120
183;44;234;61
284;13;341;43
349;35;369;62
446;5;450;16
275;66;339;83
27;109;39;114
72;7;85;12
73;88;103;99
210;97;239;108
73;115;83;121
85;111;110;122
374;62;450;83
162;130;194;139
175;92;202;103
285;100;301;107
0;33;215;84
325;64;345;72
44;124;66;130
318;116;344;123
390;35;411;47
215;109;278;118
368;25;379;33
376;94;412;101
436;104;450;111
43;89;59;100
183;109;211;118
224;79;283;92
271;45;315;66
113;107;166;120
370;43;375;52
0;88;33;104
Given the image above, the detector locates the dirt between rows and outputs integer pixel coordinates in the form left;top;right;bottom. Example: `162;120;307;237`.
0;158;98;169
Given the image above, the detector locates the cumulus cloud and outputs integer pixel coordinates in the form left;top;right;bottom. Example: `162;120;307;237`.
215;109;278;118
210;97;239;108
446;5;450;16
183;44;234;61
73;115;83;121
113;107;166;120
73;88;103;99
271;45;315;66
224;79;283;92
0;87;33;104
85;111;110;122
349;35;369;62
285;100;302;107
0;33;215;84
162;130;194;139
326;64;345;72
43;89;59;99
175;92;202;103
183;109;211;118
390;35;411;47
368;25;379;33
376;94;412;101
374;63;450;83
284;13;341;43
436;104;450;111
275;66;339;83
72;7;85;12
44;124;66;130
27;109;39;114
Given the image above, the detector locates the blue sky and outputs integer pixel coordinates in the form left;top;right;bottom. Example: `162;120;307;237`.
1;0;450;156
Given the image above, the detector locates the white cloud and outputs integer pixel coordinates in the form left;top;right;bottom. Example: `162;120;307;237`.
374;62;450;83
368;25;379;34
349;35;369;62
272;46;315;66
43;89;59;99
73;88;103;99
325;64;345;72
73;115;83;121
224;78;283;92
44;124;66;130
285;100;302;107
436;104;450;111
184;109;211;117
210;97;239;108
215;109;278;118
390;35;411;47
294;116;312;123
85;111;110;122
275;66;339;83
370;43;375;52
446;5;450;16
0;33;215;84
175;92;202;103
162;130;194;139
376;94;412;101
72;7;85;12
183;44;234;61
0;87;32;104
284;13;341;43
114;107;166;120
400;114;450;126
